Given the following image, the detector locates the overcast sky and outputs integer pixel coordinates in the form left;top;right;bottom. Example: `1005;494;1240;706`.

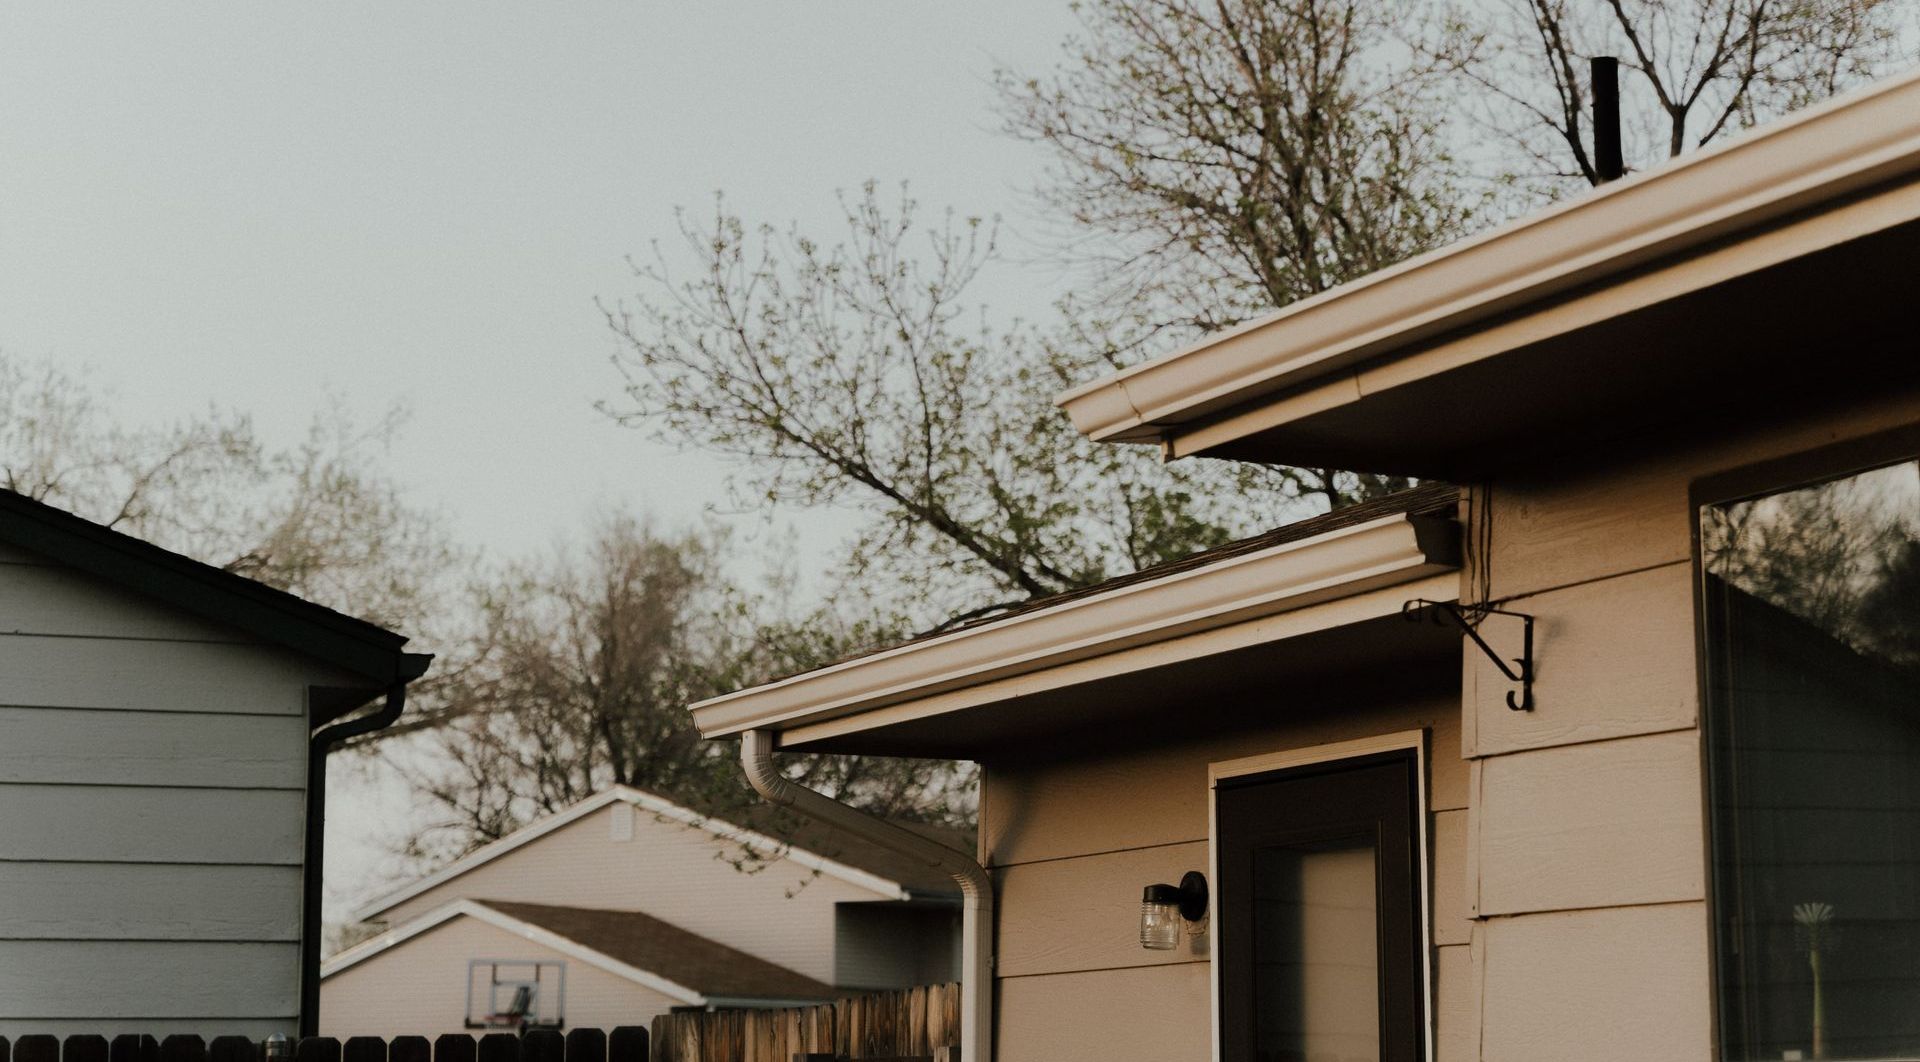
0;2;1086;925
0;2;1080;561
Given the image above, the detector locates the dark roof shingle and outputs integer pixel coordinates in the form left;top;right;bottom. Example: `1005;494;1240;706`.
477;900;835;1002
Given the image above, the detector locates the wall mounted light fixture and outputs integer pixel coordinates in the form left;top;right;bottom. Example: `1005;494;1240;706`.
1140;871;1209;950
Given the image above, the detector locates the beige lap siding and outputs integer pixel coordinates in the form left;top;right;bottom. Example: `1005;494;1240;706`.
1457;386;1920;1062
981;688;1467;1062
376;804;893;987
0;545;351;1039
320;915;681;1038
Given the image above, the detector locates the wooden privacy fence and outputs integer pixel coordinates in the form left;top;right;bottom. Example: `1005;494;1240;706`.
648;983;959;1062
0;1028;649;1062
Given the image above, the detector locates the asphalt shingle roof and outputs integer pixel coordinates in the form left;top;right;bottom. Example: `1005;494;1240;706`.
477;900;836;1002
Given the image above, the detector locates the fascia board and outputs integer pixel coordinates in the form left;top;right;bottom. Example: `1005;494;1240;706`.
352;787;910;924
690;512;1456;740
775;570;1460;750
324;899;707;1006
1055;64;1920;444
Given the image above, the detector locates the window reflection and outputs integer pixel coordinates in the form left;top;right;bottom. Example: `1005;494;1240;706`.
1702;458;1920;1061
1252;836;1380;1062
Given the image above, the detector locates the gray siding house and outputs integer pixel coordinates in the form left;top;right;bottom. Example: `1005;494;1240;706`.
0;489;430;1039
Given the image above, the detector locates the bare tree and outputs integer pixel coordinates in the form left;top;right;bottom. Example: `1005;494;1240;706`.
0;354;459;634
394;512;974;866
997;0;1482;337
602;185;1400;629
1440;0;1909;190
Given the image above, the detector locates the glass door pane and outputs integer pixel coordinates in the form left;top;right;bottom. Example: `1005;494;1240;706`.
1254;836;1381;1061
1216;749;1422;1062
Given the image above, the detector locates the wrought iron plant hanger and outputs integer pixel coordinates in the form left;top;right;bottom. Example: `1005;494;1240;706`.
1402;598;1536;711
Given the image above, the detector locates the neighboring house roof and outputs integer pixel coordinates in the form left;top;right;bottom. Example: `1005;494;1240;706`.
353;785;970;923
690;484;1461;746
323;898;835;1007
0;488;431;718
1053;64;1920;472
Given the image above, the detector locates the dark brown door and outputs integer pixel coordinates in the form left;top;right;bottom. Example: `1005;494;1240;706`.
1217;749;1425;1062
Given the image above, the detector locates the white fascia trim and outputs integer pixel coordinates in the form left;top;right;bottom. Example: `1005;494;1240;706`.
322;899;707;1006
690;510;1456;741
351;786;909;924
1056;64;1920;444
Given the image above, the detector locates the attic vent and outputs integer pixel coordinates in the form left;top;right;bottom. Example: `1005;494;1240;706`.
610;801;635;842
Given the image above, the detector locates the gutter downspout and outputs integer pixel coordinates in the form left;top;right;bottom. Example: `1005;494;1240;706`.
741;730;993;1062
301;684;408;1037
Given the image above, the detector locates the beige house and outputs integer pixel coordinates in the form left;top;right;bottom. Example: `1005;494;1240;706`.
322;786;966;1035
0;489;431;1040
687;66;1920;1062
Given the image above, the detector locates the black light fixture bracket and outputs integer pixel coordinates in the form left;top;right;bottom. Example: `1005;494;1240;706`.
1403;598;1536;712
1144;871;1210;921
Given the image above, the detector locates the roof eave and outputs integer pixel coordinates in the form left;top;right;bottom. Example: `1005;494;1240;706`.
1055;65;1920;450
690;510;1460;743
0;489;431;688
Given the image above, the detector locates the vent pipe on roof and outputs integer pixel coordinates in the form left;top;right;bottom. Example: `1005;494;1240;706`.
1592;56;1625;183
741;729;993;1062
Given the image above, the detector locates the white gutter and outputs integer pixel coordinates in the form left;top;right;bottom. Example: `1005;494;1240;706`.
741;730;993;1062
693;510;1456;740
1055;63;1920;446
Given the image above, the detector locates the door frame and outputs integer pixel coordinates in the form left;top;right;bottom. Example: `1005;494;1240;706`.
1207;729;1435;1062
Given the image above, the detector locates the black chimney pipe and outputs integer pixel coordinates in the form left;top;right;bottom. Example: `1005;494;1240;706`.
1592;56;1624;183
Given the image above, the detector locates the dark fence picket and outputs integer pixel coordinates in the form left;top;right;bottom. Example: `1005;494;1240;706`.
559;1029;601;1062
60;1036;107;1062
473;1035;515;1062
157;1037;204;1062
429;1036;473;1062
294;1039;338;1062
207;1037;254;1062
0;1034;9;1062
605;1027;645;1062
340;1038;384;1062
107;1035;154;1062
15;1036;57;1062
385;1038;427;1062
514;1032;559;1062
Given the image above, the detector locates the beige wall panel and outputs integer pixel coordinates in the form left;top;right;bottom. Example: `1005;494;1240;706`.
321;914;679;1037
1464;563;1698;758
0;561;258;643
380;805;888;986
1475;731;1704;917
995;963;1210;1062
1431;809;1470;947
1486;389;1920;601
994;841;1210;978
1479;903;1710;1062
1435;941;1479;1062
984;692;1463;868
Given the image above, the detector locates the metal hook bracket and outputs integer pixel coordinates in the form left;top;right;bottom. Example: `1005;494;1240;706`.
1402;598;1536;711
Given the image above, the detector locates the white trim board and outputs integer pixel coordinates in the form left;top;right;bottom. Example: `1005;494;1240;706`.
321;898;708;1006
1056;63;1920;451
1207;730;1435;1062
351;785;909;924
692;510;1458;744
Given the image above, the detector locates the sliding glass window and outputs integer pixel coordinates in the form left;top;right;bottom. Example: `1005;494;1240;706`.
1701;455;1920;1061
